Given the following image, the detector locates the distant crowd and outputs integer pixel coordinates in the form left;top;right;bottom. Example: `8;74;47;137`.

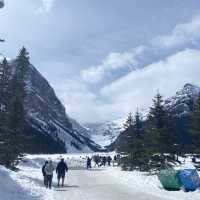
86;154;120;169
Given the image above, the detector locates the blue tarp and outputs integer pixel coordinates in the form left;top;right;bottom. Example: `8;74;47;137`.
179;169;200;192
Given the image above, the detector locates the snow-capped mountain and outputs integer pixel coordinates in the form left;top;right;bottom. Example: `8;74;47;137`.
87;83;200;150
165;83;200;116
85;118;125;148
10;61;100;153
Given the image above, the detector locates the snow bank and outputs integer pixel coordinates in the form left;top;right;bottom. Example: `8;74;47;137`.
0;165;38;200
105;167;200;200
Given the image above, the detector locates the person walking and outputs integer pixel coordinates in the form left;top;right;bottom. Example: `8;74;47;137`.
87;157;92;169
93;155;100;167
56;158;68;187
102;156;107;167
42;161;48;187
107;156;112;166
44;160;55;189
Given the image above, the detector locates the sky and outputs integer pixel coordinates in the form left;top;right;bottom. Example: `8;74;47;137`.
1;0;200;123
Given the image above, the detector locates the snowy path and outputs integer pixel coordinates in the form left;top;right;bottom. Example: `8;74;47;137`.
9;154;200;200
53;168;166;200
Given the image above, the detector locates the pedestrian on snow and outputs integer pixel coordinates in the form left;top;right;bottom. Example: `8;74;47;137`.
102;156;107;166
113;155;117;166
87;157;92;169
107;156;112;166
44;160;55;189
93;155;100;167
56;158;68;187
42;161;48;187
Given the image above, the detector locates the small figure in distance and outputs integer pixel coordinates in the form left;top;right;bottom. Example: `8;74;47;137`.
87;157;92;170
102;156;107;167
93;155;100;167
113;155;117;166
107;156;112;166
56;158;68;187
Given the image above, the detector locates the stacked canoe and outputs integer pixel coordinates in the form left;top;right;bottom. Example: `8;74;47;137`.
158;164;200;192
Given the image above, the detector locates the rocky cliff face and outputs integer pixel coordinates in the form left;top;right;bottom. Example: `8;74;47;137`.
10;62;99;153
165;83;200;116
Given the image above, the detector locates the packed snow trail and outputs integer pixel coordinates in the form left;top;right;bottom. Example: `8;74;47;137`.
53;168;166;200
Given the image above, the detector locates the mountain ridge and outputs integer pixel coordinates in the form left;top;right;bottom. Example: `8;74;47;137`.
87;83;200;149
8;60;100;153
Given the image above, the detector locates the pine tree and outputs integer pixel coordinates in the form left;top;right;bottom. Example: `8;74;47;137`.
0;58;11;109
123;112;134;130
147;92;178;167
118;110;149;171
0;58;13;167
190;93;200;154
2;47;30;168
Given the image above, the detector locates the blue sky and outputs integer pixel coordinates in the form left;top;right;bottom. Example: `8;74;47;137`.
1;0;200;123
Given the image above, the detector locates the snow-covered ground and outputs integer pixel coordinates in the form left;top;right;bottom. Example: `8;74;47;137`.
1;153;200;200
0;165;40;200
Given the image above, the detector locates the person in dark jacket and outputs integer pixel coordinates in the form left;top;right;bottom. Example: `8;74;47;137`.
107;156;112;166
102;156;107;166
42;161;48;187
87;157;92;169
56;158;68;187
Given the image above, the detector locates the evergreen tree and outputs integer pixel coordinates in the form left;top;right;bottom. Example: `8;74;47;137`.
0;47;30;168
123;112;134;130
0;58;13;167
118;110;149;171
147;92;178;167
0;58;10;110
190;93;200;154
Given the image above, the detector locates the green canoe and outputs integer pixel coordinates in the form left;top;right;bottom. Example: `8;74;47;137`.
158;169;182;191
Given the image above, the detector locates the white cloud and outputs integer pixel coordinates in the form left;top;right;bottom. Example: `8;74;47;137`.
55;77;100;123
81;46;145;83
154;15;200;48
100;49;200;117
37;0;55;13
58;49;200;122
81;15;200;83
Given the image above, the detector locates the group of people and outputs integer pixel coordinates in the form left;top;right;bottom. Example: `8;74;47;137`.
42;158;68;189
87;155;114;169
42;155;119;189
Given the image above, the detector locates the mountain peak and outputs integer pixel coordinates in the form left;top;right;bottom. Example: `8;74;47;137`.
183;83;199;90
180;83;200;96
6;60;99;153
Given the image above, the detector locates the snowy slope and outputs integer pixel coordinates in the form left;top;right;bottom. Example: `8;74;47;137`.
0;165;40;200
85;118;125;148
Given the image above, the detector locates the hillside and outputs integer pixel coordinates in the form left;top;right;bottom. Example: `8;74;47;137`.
8;60;100;153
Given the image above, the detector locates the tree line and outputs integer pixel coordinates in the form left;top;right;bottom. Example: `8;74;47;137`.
0;47;29;169
117;92;200;171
